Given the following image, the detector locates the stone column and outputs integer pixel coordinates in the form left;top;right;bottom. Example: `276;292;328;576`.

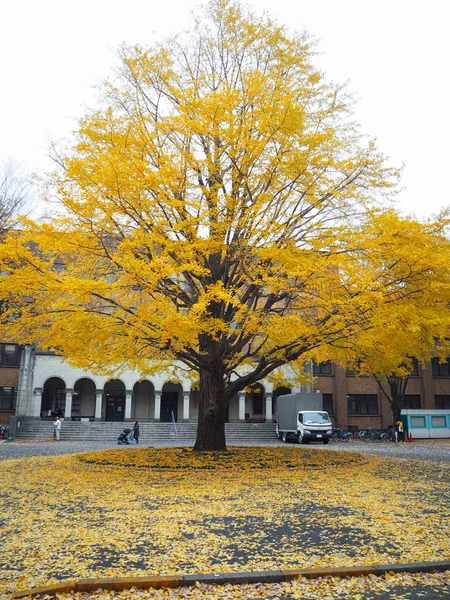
154;391;161;420
125;391;132;421
300;360;314;393
65;389;73;421
265;393;273;422
16;344;35;417
182;391;190;420
32;388;42;418
95;391;103;421
238;392;246;421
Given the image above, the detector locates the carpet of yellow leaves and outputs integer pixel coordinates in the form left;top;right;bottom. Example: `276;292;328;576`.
75;446;365;470
1;447;449;599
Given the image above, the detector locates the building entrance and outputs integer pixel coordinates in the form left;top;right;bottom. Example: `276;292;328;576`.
41;377;66;420
161;392;178;422
105;394;125;421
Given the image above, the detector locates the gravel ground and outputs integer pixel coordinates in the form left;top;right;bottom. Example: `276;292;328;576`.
1;437;450;462
326;438;450;462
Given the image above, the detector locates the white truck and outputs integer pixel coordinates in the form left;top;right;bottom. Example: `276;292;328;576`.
276;392;332;444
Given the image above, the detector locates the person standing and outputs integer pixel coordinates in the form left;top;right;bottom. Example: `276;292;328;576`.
396;419;404;442
133;420;140;444
54;416;62;441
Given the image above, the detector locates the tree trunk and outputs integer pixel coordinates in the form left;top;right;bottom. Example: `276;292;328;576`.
193;368;228;452
391;403;401;424
389;376;409;424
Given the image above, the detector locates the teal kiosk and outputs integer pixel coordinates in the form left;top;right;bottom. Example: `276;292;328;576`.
401;409;450;439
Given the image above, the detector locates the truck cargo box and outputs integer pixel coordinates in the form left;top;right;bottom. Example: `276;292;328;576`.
276;392;323;431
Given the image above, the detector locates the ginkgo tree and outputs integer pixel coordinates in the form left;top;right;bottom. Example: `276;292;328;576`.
330;212;450;424
1;0;449;451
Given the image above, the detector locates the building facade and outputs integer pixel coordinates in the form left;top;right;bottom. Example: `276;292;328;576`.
13;347;291;425
3;344;450;430
0;342;21;423
313;360;450;431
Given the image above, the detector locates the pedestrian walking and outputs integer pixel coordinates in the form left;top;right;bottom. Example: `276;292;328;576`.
53;416;62;441
133;420;140;444
396;419;404;442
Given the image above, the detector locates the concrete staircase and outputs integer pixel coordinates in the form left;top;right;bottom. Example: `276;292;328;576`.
14;419;278;444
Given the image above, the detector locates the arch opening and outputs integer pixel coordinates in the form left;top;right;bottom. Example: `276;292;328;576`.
72;378;96;421
41;377;66;420
132;380;155;420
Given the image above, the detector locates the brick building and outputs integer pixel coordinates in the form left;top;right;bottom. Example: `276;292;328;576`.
0;343;21;424
312;360;450;431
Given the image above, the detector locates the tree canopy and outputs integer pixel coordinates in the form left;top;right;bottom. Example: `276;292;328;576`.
1;0;449;450
332;212;450;422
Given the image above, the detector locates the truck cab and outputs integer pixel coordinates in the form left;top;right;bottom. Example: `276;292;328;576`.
296;410;332;444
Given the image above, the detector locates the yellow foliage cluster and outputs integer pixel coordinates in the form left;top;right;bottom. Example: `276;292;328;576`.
75;445;364;470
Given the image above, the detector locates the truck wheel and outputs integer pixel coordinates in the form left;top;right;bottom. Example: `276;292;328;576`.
282;432;287;443
297;432;303;444
323;439;329;445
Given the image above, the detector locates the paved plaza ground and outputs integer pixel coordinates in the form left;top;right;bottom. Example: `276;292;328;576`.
1;440;449;599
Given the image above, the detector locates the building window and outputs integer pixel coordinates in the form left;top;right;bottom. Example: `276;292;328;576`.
408;358;419;376
403;395;421;409
0;387;17;410
315;361;332;376
0;344;20;367
431;416;446;427
347;394;378;415
435;395;450;409
313;361;332;376
410;416;426;427
322;393;333;415
431;357;450;377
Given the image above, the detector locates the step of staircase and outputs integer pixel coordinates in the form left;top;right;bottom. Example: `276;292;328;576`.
15;420;278;443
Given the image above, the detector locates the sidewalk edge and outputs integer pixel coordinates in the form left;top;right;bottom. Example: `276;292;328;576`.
11;561;450;598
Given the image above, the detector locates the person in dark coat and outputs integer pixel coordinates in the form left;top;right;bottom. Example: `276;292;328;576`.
133;420;140;444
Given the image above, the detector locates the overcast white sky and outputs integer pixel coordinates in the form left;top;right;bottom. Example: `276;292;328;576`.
1;0;449;219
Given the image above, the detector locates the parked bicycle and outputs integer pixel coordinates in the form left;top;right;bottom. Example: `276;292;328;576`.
383;428;398;442
0;424;9;439
354;428;389;442
331;428;354;442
